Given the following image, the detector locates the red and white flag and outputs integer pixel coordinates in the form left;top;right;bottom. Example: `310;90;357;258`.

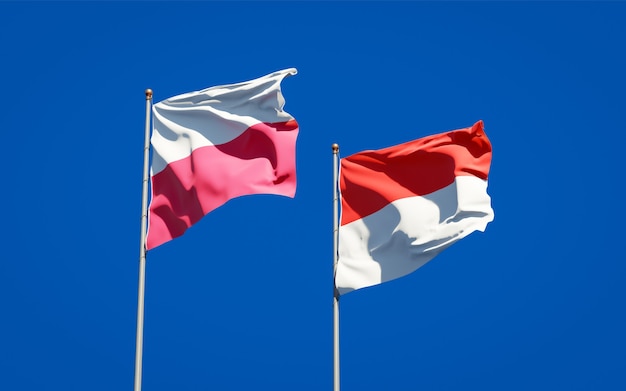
146;69;299;250
336;121;494;295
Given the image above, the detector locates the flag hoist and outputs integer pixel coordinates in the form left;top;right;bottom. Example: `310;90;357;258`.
134;70;299;391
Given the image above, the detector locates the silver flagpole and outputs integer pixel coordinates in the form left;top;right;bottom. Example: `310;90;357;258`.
134;88;153;391
332;143;340;391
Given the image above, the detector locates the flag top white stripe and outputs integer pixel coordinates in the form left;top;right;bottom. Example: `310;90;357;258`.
151;68;297;175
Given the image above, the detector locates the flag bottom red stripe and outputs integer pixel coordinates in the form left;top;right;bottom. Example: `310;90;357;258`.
147;121;298;250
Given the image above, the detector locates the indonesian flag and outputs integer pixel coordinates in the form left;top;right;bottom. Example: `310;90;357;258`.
336;121;494;295
146;69;299;250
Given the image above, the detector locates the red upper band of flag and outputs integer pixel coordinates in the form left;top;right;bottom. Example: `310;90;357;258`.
336;121;494;295
146;69;299;250
340;121;491;226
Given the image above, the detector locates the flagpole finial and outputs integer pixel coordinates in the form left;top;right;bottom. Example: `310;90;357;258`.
332;143;339;154
145;89;153;100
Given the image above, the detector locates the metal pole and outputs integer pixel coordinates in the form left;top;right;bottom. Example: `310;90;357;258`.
134;88;152;391
332;143;340;391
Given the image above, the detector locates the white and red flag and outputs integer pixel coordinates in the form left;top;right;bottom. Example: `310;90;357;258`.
336;121;494;295
146;69;299;250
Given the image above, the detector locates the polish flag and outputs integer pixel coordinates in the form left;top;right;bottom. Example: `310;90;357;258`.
336;121;494;295
146;69;299;250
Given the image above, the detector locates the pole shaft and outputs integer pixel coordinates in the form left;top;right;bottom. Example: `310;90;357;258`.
134;89;152;391
332;144;340;391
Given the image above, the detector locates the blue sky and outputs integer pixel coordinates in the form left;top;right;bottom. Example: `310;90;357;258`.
1;2;625;390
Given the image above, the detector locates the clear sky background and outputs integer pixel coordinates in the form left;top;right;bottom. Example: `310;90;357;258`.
1;1;625;390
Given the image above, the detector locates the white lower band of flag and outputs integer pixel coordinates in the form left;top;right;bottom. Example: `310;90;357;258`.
336;176;493;295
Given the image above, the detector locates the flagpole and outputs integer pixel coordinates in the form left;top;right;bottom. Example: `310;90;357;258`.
134;88;152;391
332;143;340;391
